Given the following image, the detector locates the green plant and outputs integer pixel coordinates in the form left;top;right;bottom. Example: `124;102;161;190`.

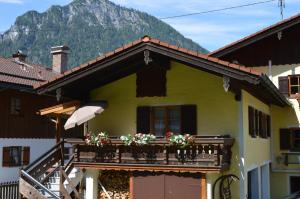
84;131;110;147
167;132;195;148
120;133;156;146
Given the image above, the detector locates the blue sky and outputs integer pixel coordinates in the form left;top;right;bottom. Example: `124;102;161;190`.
0;0;300;51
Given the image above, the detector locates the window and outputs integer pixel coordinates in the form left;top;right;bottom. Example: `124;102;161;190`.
10;97;21;115
290;176;300;194
248;106;270;138
289;76;300;96
151;106;181;136
278;75;300;97
248;168;259;199
136;105;197;136
280;128;300;151
2;146;30;167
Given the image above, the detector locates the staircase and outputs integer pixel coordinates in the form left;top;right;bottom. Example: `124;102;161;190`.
19;141;82;199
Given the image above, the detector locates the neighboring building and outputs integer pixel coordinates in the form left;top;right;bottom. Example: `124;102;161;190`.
210;13;300;199
0;47;69;183
28;35;290;199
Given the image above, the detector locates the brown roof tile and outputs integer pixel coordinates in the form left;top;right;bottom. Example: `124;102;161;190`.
35;35;262;89
0;57;58;87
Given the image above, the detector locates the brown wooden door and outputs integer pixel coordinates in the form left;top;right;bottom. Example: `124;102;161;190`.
132;173;204;199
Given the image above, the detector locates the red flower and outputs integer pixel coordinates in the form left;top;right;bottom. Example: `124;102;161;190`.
166;132;174;139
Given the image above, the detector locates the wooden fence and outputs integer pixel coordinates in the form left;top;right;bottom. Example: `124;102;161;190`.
0;181;19;199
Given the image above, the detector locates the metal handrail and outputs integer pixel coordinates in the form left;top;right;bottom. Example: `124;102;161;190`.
20;170;60;199
40;165;60;184
24;140;64;172
64;154;75;170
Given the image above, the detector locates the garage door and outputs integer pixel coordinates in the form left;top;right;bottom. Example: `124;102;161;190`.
132;173;204;199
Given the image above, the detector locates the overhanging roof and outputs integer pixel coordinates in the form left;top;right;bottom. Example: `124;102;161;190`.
37;100;81;116
210;13;300;58
34;36;289;107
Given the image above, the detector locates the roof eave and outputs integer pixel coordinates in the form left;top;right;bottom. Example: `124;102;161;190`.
210;14;300;58
259;74;291;107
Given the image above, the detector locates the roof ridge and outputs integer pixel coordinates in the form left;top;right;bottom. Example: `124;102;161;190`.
34;35;262;89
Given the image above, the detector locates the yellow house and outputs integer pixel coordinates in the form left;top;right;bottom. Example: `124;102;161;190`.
211;13;300;199
22;34;291;199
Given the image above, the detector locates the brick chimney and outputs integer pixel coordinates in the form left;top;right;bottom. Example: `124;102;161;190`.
51;45;69;74
12;50;27;62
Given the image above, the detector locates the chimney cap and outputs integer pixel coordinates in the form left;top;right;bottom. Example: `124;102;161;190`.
51;45;70;54
12;50;27;59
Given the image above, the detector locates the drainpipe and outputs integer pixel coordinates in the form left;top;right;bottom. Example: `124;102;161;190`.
268;60;272;80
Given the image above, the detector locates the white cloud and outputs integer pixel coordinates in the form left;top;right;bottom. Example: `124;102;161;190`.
0;0;23;4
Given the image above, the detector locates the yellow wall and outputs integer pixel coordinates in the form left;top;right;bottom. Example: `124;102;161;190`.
87;61;286;199
242;90;271;168
253;64;300;198
89;61;239;137
88;61;242;199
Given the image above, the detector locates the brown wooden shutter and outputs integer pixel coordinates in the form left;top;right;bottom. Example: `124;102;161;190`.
258;111;263;138
266;115;271;137
181;105;197;135
2;147;10;167
136;106;151;133
248;106;255;137
280;129;291;150
278;76;289;97
136;63;167;97
22;147;30;165
255;109;259;137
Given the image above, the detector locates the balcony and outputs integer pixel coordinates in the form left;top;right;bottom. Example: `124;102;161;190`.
282;152;300;165
67;135;234;173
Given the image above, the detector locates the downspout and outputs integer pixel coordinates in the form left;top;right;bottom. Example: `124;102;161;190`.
268;60;272;80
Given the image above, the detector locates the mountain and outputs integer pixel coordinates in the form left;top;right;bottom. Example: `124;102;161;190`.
0;0;208;69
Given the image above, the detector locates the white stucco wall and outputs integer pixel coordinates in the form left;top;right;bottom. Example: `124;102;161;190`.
0;138;55;182
253;64;300;88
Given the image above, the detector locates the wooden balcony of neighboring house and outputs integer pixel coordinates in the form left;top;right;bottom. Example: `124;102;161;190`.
66;135;234;173
282;152;300;166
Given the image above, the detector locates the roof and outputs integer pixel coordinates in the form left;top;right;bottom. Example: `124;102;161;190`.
34;36;261;89
34;35;289;107
0;57;58;88
210;13;300;57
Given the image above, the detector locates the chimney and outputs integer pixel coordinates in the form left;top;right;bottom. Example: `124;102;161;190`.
51;45;69;74
12;50;27;62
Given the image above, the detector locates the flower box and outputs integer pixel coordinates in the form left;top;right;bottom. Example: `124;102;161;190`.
120;145;166;164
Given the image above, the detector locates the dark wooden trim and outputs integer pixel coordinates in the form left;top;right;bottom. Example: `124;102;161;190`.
75;162;224;173
145;44;260;84
37;44;148;94
211;17;300;57
0;82;33;91
35;42;289;106
70;136;234;173
36;43;259;94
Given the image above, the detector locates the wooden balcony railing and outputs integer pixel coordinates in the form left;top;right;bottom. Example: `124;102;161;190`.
282;152;300;165
67;136;234;173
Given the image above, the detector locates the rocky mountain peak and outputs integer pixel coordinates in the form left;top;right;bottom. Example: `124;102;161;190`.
0;0;207;69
